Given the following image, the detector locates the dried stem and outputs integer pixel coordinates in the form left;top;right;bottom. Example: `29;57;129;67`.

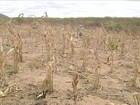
62;34;66;55
68;36;75;60
7;25;23;63
81;49;88;72
120;34;125;56
72;72;79;105
94;65;101;89
110;50;115;73
94;47;99;62
131;55;139;87
0;39;14;87
39;62;54;98
133;93;140;105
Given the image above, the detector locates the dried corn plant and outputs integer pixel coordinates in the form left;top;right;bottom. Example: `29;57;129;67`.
31;22;42;43
133;92;140;105
69;36;76;60
14;32;23;63
94;47;99;62
43;31;52;61
94;65;101;90
51;47;58;73
110;50;115;73
44;62;54;92
61;33;70;60
7;25;23;63
42;25;56;62
81;49;88;72
130;40;139;87
120;33;125;56
96;28;103;47
13;45;19;73
101;25;108;51
131;54;139;87
106;37;117;73
62;33;66;55
84;34;91;49
72;72;79;105
36;26;57;99
0;38;14;88
95;33;101;48
36;62;54;99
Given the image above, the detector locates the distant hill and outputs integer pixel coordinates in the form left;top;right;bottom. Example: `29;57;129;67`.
0;13;9;19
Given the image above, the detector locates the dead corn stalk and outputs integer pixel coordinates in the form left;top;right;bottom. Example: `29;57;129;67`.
131;54;139;87
120;34;125;56
62;33;66;55
37;62;54;99
94;47;99;62
43;29;54;62
84;34;91;49
110;50;115;73
133;93;140;105
81;49;88;72
45;62;54;92
0;38;14;87
106;37;117;73
70;36;75;60
72;72;79;105
94;65;101;90
7;25;23;63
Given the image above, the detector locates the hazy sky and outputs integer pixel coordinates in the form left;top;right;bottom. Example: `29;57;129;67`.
0;0;140;18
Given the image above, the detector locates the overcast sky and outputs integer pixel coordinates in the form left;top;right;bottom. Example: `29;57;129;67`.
0;0;140;18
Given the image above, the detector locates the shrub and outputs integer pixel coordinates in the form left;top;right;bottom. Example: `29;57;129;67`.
107;38;118;51
14;17;26;25
107;21;124;32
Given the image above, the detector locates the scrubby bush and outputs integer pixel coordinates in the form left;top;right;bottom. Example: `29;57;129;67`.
107;38;118;51
14;17;26;25
107;21;124;32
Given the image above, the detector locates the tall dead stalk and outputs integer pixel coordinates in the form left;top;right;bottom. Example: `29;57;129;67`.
7;25;23;63
70;36;75;60
81;49;88;72
37;62;54;99
120;33;125;56
131;54;139;87
72;72;79;105
84;34;91;49
110;50;115;73
0;38;14;88
45;62;53;92
94;65;101;90
107;37;117;73
94;47;99;62
62;33;66;55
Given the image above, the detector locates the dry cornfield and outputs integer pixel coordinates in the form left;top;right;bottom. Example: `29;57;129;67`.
0;18;139;105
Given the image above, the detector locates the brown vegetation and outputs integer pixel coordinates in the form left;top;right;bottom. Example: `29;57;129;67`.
0;18;139;105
